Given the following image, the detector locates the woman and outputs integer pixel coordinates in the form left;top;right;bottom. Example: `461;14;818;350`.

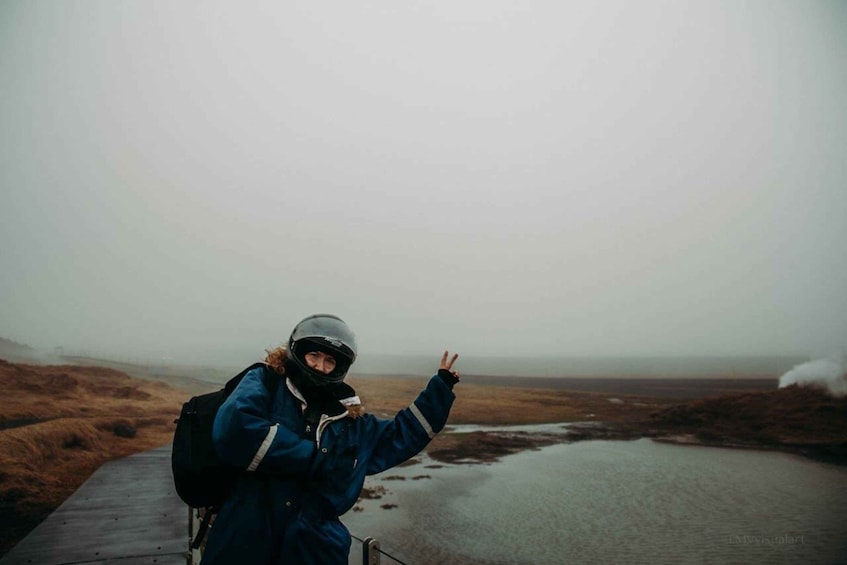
201;313;460;564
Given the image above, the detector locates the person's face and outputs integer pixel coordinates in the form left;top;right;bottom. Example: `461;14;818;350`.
304;351;337;375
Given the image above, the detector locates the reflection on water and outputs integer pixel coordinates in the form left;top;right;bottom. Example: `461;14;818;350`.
344;438;847;565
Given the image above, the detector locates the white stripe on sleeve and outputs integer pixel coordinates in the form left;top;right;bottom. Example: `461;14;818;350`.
247;423;278;472
408;402;435;439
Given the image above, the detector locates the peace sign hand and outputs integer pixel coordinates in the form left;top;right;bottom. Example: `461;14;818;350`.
439;350;460;381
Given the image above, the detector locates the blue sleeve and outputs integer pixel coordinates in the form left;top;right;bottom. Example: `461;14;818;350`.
212;367;315;474
365;375;455;475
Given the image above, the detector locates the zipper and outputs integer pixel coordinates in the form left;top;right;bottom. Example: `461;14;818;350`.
287;377;349;449
316;412;348;448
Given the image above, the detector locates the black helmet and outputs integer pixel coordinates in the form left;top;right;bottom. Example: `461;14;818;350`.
287;314;357;386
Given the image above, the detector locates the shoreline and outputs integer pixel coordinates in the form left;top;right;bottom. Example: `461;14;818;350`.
427;420;847;467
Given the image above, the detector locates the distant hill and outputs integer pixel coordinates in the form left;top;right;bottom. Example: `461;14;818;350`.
0;336;32;350
0;337;36;362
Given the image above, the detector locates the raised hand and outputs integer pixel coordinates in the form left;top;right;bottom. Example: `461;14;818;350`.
439;350;460;380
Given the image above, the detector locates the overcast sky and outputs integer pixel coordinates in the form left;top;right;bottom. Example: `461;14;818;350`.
1;1;846;364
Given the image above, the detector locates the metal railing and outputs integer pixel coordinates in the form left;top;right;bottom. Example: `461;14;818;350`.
351;534;408;565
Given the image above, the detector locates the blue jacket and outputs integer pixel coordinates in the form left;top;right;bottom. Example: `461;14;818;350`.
202;365;456;564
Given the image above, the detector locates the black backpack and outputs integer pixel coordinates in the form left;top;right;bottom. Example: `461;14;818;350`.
171;362;281;510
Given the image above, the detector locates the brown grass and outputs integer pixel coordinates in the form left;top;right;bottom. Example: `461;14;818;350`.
347;375;678;425
0;358;191;555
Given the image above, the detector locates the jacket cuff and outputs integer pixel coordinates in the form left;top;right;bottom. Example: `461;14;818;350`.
437;368;459;389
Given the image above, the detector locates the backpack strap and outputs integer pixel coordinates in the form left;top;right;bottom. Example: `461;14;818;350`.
223;362;269;394
191;508;214;550
262;365;282;407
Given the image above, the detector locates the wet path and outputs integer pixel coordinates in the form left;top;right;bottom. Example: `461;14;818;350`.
1;446;186;564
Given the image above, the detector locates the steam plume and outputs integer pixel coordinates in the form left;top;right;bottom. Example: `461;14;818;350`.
778;355;847;397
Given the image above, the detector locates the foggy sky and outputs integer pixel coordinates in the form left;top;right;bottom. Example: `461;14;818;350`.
2;1;846;364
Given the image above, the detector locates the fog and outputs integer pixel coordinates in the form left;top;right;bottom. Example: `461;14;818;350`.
2;1;846;365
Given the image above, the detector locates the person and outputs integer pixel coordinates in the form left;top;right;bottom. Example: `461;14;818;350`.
201;313;460;564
